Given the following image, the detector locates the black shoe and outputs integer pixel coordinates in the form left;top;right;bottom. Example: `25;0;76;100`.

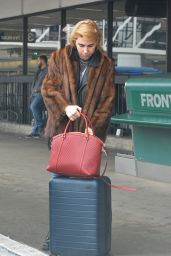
25;133;40;139
42;235;50;251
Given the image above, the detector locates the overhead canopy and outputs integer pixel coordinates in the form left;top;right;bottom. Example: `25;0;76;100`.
125;0;166;17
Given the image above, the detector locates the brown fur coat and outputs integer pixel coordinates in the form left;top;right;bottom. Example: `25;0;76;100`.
42;45;115;142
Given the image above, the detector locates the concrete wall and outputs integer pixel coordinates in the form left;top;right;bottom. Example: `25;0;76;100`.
0;0;22;19
0;0;103;19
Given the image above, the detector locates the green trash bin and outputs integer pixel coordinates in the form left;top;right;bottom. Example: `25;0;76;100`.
111;74;171;182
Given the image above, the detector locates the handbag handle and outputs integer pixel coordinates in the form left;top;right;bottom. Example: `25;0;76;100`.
63;112;94;138
101;147;108;176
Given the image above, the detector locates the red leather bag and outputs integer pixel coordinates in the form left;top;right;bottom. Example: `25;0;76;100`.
47;113;106;177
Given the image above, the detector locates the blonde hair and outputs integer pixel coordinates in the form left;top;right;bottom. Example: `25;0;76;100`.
69;19;103;52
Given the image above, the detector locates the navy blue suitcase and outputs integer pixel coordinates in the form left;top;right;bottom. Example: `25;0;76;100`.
49;176;112;256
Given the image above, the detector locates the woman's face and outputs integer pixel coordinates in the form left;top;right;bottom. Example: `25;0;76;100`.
75;37;97;61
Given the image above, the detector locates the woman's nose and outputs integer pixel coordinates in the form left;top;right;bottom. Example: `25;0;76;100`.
83;47;88;53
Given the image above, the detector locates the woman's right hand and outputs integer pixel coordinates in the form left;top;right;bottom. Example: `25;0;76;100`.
65;105;82;121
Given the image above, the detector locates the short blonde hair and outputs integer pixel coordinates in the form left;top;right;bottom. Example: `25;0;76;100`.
69;19;103;52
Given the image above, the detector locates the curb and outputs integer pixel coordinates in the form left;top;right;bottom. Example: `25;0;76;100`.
106;134;132;152
0;122;31;135
0;234;47;256
0;122;133;151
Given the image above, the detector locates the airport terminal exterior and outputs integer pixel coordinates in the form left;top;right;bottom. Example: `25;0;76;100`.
0;0;170;75
0;0;170;124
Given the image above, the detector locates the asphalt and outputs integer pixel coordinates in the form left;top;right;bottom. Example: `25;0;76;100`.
0;131;171;256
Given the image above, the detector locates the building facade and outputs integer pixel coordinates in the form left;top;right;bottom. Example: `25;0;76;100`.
0;0;170;75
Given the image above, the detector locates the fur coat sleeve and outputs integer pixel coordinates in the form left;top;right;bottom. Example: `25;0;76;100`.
42;50;71;113
90;61;115;141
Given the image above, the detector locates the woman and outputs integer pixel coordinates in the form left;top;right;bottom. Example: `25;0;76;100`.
42;19;115;143
41;20;115;250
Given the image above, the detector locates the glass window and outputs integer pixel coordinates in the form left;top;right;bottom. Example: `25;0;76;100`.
66;3;107;51
113;0;167;73
28;12;61;74
0;18;23;75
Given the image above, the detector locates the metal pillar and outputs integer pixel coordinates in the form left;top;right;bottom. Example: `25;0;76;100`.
167;0;171;72
23;16;28;75
22;16;28;124
107;1;113;58
60;9;66;48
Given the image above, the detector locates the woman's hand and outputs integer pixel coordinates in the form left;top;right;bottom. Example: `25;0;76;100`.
65;105;82;121
86;127;93;135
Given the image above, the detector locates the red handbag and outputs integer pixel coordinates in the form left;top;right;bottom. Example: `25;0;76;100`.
47;112;107;177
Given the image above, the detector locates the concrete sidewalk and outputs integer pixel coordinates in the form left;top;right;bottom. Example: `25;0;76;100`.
0;121;133;151
0;234;47;256
0;132;171;255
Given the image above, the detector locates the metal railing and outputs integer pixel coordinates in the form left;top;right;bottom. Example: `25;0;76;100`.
108;75;129;135
0;75;129;132
0;76;33;124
